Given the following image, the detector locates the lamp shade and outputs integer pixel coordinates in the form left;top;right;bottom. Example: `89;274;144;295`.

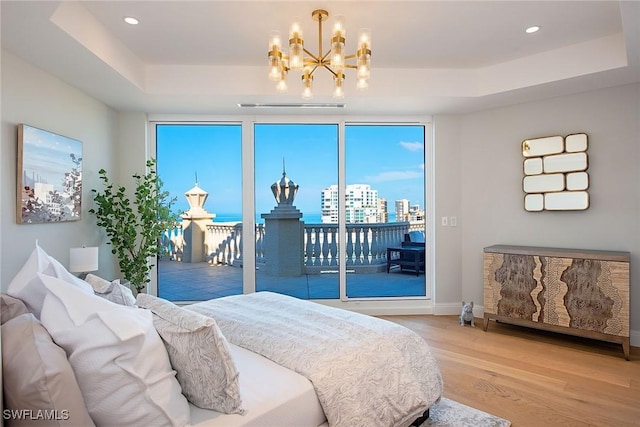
69;246;99;273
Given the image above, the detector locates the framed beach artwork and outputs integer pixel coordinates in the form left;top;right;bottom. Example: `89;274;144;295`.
16;124;83;224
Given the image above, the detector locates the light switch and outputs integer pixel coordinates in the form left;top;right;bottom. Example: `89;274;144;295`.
450;216;457;227
441;216;448;226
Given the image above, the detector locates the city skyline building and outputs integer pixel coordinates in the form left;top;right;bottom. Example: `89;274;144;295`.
395;199;410;222
377;198;389;223
321;184;379;224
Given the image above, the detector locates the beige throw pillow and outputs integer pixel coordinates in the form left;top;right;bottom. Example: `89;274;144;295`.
84;273;136;306
136;294;245;414
1;294;29;324
1;313;96;426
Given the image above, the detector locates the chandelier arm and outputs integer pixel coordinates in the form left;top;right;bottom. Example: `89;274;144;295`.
344;53;357;60
320;49;332;62
343;64;358;70
302;47;322;62
308;65;320;76
322;65;339;78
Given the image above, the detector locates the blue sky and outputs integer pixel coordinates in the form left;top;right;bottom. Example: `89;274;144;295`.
156;123;425;221
21;124;82;192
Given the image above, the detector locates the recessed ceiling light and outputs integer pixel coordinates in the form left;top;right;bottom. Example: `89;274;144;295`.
124;17;139;25
525;26;540;34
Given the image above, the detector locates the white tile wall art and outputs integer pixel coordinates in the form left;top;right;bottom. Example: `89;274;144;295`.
522;133;589;211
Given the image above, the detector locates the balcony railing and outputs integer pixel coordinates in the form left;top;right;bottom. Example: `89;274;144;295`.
161;220;425;273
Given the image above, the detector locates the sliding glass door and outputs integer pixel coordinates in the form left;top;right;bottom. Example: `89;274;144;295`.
156;123;242;301
254;123;339;299
344;124;427;298
154;119;431;303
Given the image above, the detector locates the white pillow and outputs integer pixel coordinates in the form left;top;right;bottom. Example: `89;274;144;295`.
1;313;96;427
136;294;244;414
85;273;136;306
7;243;93;317
39;274;190;427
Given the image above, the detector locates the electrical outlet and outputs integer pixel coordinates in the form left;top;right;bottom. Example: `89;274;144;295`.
450;216;457;227
441;216;448;226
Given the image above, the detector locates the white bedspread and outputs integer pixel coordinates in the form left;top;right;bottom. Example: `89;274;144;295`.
189;292;443;427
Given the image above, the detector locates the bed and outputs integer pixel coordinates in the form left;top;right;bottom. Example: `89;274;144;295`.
2;244;443;427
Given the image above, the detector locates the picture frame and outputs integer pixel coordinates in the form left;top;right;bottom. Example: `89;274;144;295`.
17;124;83;224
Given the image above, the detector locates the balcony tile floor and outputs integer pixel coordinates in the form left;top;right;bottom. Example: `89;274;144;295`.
158;259;428;302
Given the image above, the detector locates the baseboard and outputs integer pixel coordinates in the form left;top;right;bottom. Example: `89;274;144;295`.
317;298;435;316
321;300;640;348
433;302;484;317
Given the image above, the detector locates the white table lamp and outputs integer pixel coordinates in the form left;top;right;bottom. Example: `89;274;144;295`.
69;246;99;277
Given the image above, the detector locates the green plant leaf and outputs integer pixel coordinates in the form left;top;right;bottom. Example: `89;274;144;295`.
90;158;179;291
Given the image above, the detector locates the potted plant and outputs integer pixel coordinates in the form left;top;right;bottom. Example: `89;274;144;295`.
90;159;178;293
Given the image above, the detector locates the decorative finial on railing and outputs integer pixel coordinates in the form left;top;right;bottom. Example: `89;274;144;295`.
271;157;298;206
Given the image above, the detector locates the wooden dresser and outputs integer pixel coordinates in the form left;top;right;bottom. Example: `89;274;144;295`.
483;245;630;359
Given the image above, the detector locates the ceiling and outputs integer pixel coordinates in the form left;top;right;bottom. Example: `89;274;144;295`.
2;1;639;116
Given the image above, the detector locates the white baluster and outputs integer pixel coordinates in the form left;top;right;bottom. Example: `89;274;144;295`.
313;227;322;265
305;226;314;266
346;225;354;265
362;225;371;265
329;226;338;266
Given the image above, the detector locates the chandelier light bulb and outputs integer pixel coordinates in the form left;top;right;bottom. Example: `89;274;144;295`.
331;46;344;69
302;86;313;99
333;72;345;99
289;45;304;70
269;67;280;81
358;28;371;49
356;78;368;90
333;16;345;36
331;15;346;70
357;57;370;79
290;19;302;38
302;70;313;99
276;79;288;93
268;56;282;81
269;31;282;50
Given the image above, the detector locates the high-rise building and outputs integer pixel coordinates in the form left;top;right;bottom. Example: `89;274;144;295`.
321;184;379;223
395;199;410;222
409;204;425;222
377;198;388;223
321;185;340;223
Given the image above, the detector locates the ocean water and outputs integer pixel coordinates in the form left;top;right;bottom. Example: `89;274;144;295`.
210;212;397;224
212;212;323;224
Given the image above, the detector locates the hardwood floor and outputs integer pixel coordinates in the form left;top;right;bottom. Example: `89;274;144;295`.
380;315;640;427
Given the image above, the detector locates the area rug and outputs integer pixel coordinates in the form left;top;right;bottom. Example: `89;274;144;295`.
420;397;511;427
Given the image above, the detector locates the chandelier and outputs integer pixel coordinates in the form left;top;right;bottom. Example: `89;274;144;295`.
267;9;371;99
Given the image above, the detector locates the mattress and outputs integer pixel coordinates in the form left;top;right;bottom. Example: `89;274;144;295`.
188;343;326;427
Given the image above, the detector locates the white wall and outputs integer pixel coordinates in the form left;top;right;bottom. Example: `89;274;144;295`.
433;114;463;311
2;47;639;337
1;50;120;288
436;82;640;333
